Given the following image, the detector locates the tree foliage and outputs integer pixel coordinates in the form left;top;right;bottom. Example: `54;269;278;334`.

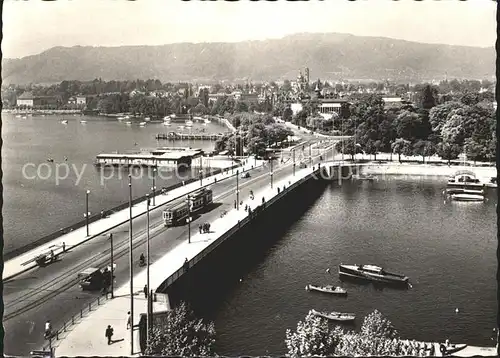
145;302;216;356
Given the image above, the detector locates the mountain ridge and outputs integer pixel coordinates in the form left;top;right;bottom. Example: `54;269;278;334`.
2;32;494;84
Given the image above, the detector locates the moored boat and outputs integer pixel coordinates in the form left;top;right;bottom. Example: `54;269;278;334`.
310;309;355;322
139;122;146;126
445;188;484;195
61;120;68;124
447;171;484;189
306;284;347;295
450;193;485;202
339;264;409;285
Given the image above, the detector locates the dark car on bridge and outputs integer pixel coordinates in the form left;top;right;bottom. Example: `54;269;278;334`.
78;267;111;291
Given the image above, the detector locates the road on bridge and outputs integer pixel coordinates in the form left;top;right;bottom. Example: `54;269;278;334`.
3;140;338;355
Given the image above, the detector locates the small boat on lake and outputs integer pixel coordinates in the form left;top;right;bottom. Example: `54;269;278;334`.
339;264;410;286
139;122;146;127
306;284;347;295
310;309;355;322
80;120;87;124
61;120;68;124
450;193;485;202
447;171;484;189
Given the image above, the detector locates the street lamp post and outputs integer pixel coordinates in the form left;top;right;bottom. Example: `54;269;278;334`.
128;174;134;355
109;233;114;299
341;117;344;163
292;149;296;176
85;190;90;237
146;195;151;347
152;167;157;206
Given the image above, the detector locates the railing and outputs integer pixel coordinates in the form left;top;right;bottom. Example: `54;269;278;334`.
43;292;112;351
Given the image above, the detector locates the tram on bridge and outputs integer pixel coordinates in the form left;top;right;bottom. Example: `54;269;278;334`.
162;188;213;227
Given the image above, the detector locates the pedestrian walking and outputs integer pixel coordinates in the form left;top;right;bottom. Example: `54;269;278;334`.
62;242;66;253
126;311;131;329
199;224;203;234
105;325;114;345
144;284;148;299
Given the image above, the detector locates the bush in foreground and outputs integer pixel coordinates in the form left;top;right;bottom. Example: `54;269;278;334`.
286;309;431;357
145;301;216;356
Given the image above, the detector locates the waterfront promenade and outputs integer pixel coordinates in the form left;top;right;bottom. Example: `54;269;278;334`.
3;160;263;282
49;157;327;355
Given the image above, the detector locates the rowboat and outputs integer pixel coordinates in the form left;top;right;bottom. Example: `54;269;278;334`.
305;284;347;295
310;309;355;322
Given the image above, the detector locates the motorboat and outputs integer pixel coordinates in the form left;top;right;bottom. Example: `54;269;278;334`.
139;122;146;126
144;117;151;121
61;120;68;124
80;120;87;124
310;309;355;322
339;264;410;285
447;171;484;189
450;193;485;202
306;284;347;295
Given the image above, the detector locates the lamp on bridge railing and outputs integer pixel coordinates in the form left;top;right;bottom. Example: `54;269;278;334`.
186;195;193;244
236;170;239;210
85;190;90;237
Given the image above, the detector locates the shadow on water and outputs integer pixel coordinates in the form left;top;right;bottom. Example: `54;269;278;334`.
165;178;329;316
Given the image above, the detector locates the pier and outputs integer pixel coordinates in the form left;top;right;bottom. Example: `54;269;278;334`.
155;132;225;141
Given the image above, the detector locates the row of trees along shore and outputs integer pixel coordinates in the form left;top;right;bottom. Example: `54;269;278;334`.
291;86;495;164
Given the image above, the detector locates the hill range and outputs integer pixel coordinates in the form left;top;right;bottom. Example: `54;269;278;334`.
2;32;494;84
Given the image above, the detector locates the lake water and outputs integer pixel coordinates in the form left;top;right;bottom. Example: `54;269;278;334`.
2;113;227;255
195;179;497;355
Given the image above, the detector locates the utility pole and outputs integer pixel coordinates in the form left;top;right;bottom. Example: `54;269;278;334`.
309;143;312;167
110;233;114;299
187;195;191;243
146;195;151;348
85;190;90;236
128;174;134;355
236;170;239;210
270;159;274;189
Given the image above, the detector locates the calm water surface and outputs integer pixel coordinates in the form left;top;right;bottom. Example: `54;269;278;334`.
201;179;496;355
2;114;226;254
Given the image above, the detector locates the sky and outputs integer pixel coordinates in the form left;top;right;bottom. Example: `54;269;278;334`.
2;0;496;59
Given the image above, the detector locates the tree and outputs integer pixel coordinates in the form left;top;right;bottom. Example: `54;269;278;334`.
360;309;398;340
391;138;412;163
436;142;461;165
145;302;216;356
285;311;338;357
421;84;437;110
428;101;463;133
393;110;421;141
335;138;362;161
282;106;293;122
413;140;436;163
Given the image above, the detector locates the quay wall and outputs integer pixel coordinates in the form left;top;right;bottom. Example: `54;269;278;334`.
357;163;496;181
156;167;330;307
